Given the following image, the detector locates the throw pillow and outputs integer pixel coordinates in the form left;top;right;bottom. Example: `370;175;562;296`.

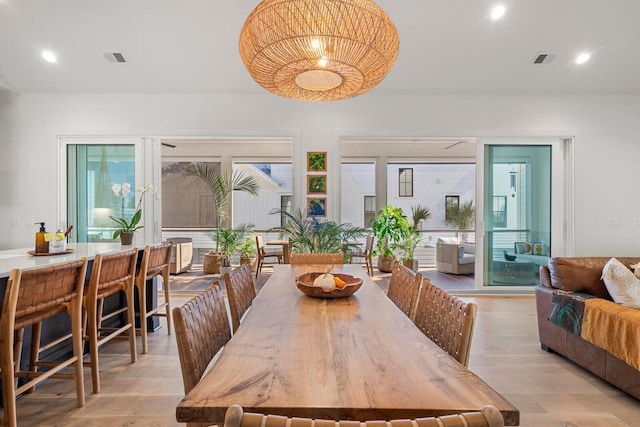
601;258;640;309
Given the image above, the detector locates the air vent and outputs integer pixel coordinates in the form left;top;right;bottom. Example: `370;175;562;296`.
104;52;127;63
532;53;556;65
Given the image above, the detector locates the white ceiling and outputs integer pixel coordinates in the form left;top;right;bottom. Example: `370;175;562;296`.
0;0;639;96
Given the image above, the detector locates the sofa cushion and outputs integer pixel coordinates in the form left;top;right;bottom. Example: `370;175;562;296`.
458;253;475;265
602;258;640;309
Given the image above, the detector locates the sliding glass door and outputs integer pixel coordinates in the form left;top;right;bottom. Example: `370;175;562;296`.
478;139;570;288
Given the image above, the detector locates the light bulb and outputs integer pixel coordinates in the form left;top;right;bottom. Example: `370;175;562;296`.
491;5;506;20
575;53;591;65
318;56;328;67
42;50;57;63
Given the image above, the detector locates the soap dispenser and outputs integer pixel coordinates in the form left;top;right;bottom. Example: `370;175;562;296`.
34;222;49;254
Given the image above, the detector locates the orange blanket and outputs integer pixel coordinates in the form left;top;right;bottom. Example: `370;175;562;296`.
581;298;640;370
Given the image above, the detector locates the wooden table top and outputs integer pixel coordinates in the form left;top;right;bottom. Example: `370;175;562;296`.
176;264;519;425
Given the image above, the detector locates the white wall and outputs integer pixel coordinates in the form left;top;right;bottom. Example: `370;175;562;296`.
1;92;640;255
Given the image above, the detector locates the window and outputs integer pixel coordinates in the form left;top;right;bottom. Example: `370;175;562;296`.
492;195;507;227
445;195;459;221
364;196;376;227
398;168;413;197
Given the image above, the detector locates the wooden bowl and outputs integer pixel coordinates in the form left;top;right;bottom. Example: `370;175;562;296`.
295;273;363;299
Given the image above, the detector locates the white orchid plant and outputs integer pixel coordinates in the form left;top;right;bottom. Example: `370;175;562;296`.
109;183;157;239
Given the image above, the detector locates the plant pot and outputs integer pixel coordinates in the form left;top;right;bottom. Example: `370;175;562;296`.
403;259;419;272
203;253;225;274
119;232;134;246
240;256;257;272
377;255;395;273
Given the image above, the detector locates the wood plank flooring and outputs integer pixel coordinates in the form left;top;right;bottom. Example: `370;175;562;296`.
6;268;640;426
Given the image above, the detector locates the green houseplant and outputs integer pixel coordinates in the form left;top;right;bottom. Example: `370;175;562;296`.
399;204;432;271
109;183;157;244
370;205;412;273
271;207;365;260
238;236;257;270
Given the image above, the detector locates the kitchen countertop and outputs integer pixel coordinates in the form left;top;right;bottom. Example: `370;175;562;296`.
0;242;141;278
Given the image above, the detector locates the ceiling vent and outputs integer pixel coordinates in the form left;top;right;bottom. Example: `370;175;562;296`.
532;53;556;65
104;52;127;63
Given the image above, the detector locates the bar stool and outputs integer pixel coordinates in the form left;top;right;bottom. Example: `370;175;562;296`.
84;248;138;393
135;242;173;354
0;258;88;427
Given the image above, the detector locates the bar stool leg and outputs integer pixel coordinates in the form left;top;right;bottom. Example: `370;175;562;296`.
126;285;137;363
137;280;149;354
162;270;172;335
87;296;101;394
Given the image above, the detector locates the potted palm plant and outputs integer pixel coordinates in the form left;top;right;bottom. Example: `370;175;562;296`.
185;163;259;273
370;205;412;273
239;236;257;271
445;200;475;242
400;204;432;271
270;207;365;260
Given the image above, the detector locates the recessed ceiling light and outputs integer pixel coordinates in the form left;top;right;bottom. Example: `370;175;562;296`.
575;52;591;65
41;50;57;63
491;5;506;20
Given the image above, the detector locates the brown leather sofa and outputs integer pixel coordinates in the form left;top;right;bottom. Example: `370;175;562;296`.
536;257;640;400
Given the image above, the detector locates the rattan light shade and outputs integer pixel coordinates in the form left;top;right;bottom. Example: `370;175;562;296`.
238;0;399;102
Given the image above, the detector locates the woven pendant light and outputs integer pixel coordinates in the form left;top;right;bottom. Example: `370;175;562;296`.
239;0;399;102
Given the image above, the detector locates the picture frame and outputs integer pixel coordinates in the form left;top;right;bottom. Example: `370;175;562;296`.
307;151;327;172
307;197;327;217
307;175;327;194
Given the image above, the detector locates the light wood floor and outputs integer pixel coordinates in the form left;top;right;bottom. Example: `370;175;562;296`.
7;275;640;426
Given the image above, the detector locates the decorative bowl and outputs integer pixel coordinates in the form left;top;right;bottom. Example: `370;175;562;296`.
295;272;363;299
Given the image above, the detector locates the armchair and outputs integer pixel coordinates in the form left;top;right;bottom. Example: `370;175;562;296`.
436;237;475;275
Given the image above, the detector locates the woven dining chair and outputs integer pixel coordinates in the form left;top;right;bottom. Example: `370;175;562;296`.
348;234;374;276
172;282;231;395
223;404;505;427
289;252;343;265
1;259;88;427
255;236;284;278
135;242;173;354
84;248;139;393
386;261;423;320
224;264;256;333
413;278;478;367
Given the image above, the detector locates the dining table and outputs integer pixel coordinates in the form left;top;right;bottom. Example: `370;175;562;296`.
266;239;291;264
175;264;519;425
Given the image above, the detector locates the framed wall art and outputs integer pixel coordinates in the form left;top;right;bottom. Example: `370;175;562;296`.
307;197;327;217
307;175;327;194
307;151;327;172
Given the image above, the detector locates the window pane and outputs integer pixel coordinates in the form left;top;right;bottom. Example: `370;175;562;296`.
162;162;221;228
398;168;413;197
67;145;135;242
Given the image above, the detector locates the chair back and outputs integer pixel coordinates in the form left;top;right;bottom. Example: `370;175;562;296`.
224;404;504;427
172;282;231;394
137;242;172;283
2;258;88;335
290;252;343;265
413;278;478;367
387;262;422;320
363;234;374;255
255;235;266;256
224;264;256;333
88;248;138;301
